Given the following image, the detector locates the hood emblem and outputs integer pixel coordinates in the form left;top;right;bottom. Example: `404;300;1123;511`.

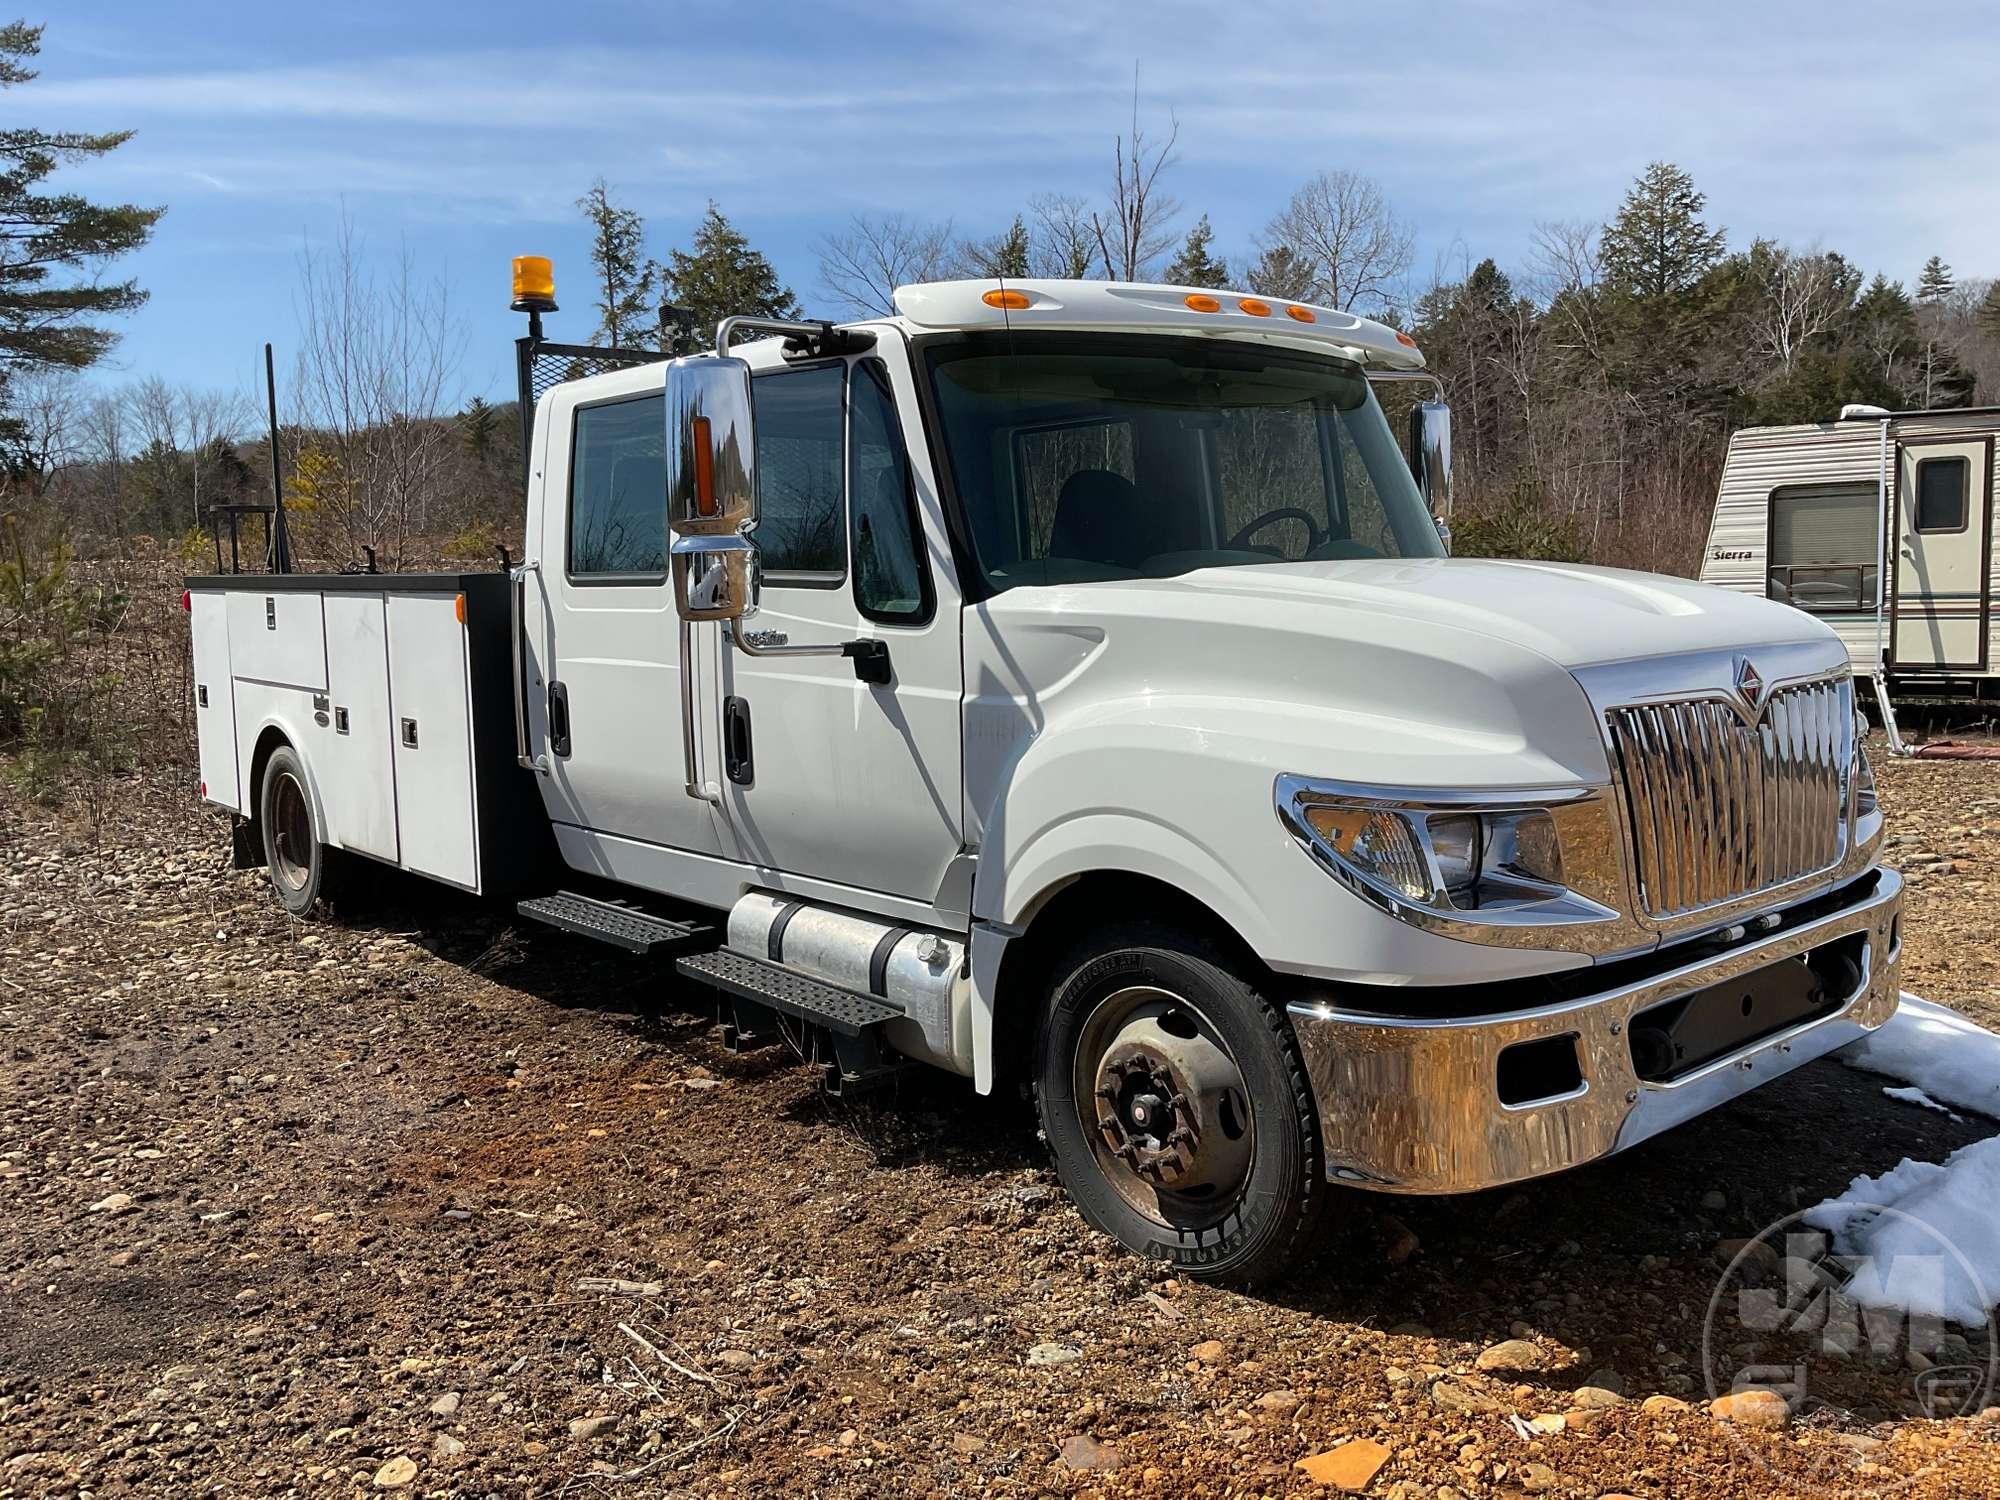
1734;656;1766;716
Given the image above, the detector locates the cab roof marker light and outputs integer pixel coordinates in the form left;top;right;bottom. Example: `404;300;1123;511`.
1238;298;1272;317
1184;293;1222;312
1285;304;1316;324
982;288;1031;310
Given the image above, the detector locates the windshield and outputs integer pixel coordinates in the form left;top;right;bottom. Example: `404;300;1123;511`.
923;332;1443;591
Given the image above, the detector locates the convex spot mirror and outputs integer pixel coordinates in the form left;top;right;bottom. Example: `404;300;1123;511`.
667;355;759;622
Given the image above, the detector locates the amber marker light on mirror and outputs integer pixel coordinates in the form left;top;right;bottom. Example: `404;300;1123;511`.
983;288;1031;310
1285;304;1316;323
1184;294;1222;312
691;415;717;517
1238;298;1272;317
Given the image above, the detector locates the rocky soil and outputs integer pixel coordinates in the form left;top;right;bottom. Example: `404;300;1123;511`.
3;748;2000;1498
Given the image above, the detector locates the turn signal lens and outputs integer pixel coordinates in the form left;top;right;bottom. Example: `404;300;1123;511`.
691;415;717;517
1238;297;1272;317
1285;304;1316;323
1395;330;1420;350
511;255;556;307
982;288;1031;310
1304;804;1433;904
1184;294;1222;312
454;592;466;625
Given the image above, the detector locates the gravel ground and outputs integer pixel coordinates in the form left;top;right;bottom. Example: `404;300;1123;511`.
3;750;2000;1499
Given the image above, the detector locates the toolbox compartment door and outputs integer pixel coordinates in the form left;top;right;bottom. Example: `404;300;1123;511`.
322;593;400;862
189;591;242;811
386;593;478;889
226;588;326;690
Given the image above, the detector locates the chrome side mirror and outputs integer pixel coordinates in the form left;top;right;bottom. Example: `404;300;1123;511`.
1409;399;1453;551
666;355;759;622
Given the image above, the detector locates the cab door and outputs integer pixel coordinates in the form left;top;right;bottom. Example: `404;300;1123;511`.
714;349;964;904
531;379;726;860
1893;437;1994;671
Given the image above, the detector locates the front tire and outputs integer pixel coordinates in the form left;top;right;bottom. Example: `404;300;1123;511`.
258;745;342;916
1034;922;1329;1285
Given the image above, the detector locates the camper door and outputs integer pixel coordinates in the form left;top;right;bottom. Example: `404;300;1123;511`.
1893;437;1994;671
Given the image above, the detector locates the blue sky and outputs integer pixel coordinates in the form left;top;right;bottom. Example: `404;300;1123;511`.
35;0;2000;405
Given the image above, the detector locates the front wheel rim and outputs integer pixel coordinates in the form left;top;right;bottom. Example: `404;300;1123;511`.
1071;983;1255;1227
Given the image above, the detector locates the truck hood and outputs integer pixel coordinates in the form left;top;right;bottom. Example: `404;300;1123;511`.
1155;556;1834;670
965;556;1848;799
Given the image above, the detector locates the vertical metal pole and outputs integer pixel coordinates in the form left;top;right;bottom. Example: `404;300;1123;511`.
516;309;543;495
265;343;291;575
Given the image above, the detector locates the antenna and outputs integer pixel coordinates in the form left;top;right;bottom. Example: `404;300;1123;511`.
264;342;292;575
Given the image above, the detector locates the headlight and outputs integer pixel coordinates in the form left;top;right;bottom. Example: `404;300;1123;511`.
1277;775;1625;941
1302;802;1564;912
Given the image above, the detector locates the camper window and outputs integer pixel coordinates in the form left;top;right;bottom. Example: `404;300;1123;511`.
1915;456;1970;534
1767;482;1877;613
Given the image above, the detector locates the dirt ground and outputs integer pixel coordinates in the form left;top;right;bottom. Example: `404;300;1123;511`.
4;750;2000;1499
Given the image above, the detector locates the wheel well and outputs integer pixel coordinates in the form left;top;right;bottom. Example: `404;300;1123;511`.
988;871;1270;1093
246;726;292;823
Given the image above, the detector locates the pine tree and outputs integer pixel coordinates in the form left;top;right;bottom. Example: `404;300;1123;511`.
576;177;658;348
1165;215;1229;288
1917;255;1954;305
1979;282;2000;341
1600;162;1726;302
0;23;163;405
459;396;499;461
1246;244;1315;301
958;216;1031;280
663;203;800;354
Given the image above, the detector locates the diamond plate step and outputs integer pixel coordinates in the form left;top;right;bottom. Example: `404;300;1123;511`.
675;949;901;1036
516;892;719;957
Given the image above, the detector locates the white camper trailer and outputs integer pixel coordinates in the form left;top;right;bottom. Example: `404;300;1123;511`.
1701;406;2000;697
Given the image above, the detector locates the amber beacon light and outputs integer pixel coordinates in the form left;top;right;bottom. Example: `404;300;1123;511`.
511;255;557;313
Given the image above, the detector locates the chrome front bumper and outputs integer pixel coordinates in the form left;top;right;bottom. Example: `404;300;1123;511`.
1286;868;1902;1194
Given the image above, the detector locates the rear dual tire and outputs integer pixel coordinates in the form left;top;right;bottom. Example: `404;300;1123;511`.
1034;922;1330;1285
258;746;345;916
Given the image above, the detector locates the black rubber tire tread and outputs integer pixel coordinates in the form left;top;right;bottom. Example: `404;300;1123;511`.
257;745;345;917
1033;919;1330;1286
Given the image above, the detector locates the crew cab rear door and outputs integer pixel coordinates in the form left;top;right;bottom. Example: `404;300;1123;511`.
714;346;964;905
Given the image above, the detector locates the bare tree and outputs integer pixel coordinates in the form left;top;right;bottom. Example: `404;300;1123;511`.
1028;193;1099;279
2;366;84;500
813;212;955;316
1089;77;1181;281
1261;169;1412;313
1747;243;1851;372
290;215;465;569
1528;219;1607;364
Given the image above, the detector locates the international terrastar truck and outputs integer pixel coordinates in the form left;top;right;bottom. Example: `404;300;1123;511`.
186;272;1900;1283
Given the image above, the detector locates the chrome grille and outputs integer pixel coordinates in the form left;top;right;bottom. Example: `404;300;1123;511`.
1606;677;1852;920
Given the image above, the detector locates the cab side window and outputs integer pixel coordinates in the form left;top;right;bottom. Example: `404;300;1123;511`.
753;365;846;580
849;361;932;622
568;394;667;578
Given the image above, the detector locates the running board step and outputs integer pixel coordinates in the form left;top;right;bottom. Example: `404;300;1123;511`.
674;949;901;1036
516;892;720;957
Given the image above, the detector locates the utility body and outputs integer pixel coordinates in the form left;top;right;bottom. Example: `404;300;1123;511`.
189;277;1902;1282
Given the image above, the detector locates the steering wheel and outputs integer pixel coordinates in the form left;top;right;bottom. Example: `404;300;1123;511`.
1225;507;1326;555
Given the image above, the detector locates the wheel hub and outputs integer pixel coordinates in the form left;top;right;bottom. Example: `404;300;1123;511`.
1090;1008;1251;1197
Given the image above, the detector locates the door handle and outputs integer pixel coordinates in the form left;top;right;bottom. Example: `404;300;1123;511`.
723;696;754;786
547;680;572;758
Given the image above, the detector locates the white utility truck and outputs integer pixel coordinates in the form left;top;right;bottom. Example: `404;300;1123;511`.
187;275;1900;1283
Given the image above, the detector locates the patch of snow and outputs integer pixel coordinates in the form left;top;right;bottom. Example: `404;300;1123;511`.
1840;994;2000;1120
1803;1136;2000;1328
1882;1084;1961;1121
